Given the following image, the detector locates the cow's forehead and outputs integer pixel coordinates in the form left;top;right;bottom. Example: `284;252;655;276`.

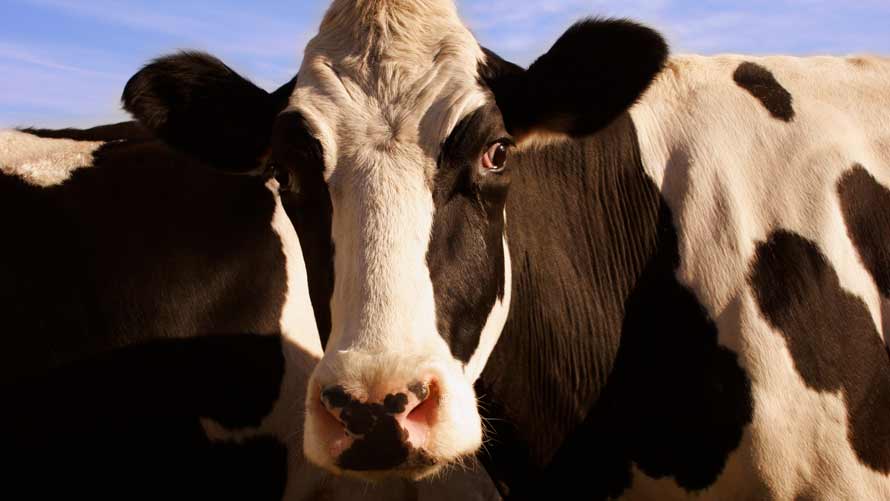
290;0;490;177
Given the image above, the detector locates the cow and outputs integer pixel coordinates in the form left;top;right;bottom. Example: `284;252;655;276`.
0;52;499;500
99;2;890;498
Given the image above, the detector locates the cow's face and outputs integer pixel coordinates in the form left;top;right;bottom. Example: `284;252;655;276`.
280;0;667;479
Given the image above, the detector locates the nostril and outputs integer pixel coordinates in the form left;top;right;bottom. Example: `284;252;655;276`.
406;380;438;427
321;385;350;410
407;380;430;401
399;381;438;450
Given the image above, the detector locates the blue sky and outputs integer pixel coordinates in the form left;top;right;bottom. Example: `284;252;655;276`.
2;0;889;128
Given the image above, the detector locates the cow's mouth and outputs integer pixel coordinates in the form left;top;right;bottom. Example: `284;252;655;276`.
338;440;440;479
306;384;446;479
332;409;441;478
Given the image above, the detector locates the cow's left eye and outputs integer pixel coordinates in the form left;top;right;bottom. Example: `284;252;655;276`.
265;161;294;192
481;142;509;173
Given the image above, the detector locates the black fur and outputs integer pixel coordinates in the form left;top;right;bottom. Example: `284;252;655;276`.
750;231;890;473
480;18;668;139
4;334;286;433
3;331;302;500
1;144;290;380
477;114;752;498
20;120;153;142
116;56;336;352
8;429;288;500
270;111;335;347
838;164;890;297
427;104;509;363
733;62;795;122
122;51;296;171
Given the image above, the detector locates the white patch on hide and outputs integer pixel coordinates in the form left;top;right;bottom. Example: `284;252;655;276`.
0;130;102;187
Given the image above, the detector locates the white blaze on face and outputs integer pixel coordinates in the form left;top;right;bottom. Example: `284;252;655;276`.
269;178;324;360
201;179;327;498
464;235;512;382
0;130;102;187
326;147;439;356
294;0;512;476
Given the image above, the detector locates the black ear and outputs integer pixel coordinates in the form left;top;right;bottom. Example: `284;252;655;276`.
482;18;668;140
122;51;296;172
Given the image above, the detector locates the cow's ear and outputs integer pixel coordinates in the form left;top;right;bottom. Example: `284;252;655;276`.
482;18;668;142
122;51;296;171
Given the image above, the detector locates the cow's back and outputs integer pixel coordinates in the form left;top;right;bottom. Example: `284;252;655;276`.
1;133;290;379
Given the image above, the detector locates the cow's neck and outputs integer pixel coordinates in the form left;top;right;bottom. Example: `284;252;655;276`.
477;113;664;485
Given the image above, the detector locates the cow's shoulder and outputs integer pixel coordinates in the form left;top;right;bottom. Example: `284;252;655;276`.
637;54;890;119
623;54;890;498
630;54;890;317
632;54;890;166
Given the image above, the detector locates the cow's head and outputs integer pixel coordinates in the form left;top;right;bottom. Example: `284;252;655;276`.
121;2;667;480
121;52;335;350
273;0;668;479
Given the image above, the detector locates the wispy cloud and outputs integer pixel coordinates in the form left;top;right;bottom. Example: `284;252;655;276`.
460;0;593;28
0;39;132;127
0;62;128;126
0;42;123;80
459;0;676;64
2;0;321;126
22;0;210;37
21;0;315;61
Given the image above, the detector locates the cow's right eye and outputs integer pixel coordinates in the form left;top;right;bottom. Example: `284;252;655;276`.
481;141;510;173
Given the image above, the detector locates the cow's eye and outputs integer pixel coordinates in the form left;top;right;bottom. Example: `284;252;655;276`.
266;162;293;192
481;141;509;173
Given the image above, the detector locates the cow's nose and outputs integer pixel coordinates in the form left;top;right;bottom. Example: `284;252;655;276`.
319;381;438;471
